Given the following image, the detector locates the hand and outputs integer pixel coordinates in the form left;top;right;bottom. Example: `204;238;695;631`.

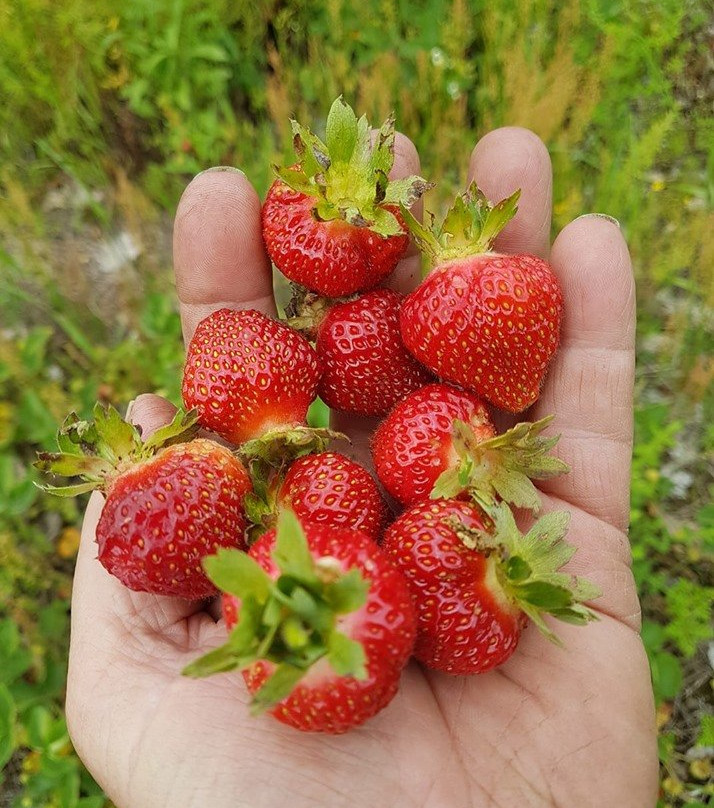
66;128;658;808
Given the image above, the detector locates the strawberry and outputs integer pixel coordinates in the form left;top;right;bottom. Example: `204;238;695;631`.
316;289;434;415
182;308;321;446
399;184;563;412
35;406;251;600
274;451;386;542
381;499;599;674
372;383;568;511
262;96;431;297
184;511;417;733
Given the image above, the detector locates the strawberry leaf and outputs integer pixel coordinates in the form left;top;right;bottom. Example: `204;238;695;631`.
34;452;112;479
325;96;358;164
514;580;574;610
182;643;245;677
250;663;307;714
34;480;101;497
291;120;330;175
141;408;200;454
327;630;367;679
431;467;467;500
383;177;433;208
272;510;319;586
370;206;403;237
367;112;396;178
324;568;369;614
203;548;272;602
183;599;264;677
274;165;318;198
92;402;140;464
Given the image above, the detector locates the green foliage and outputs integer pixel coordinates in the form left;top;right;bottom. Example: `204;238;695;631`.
664;578;714;658
0;616;107;806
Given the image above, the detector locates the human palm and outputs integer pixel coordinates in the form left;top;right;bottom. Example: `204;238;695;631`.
66;128;658;807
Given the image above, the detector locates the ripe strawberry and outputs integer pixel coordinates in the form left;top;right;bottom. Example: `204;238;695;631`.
399;184;563;412
262;96;431;297
184;511;417;733
182;308;321;446
372;383;568;511
275;451;386;542
36;406;251;599
382;499;599;674
314;289;434;415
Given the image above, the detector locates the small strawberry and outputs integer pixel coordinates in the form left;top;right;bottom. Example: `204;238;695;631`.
288;287;434;416
399;184;563;412
35;406;251;599
372;383;568;511
182;308;321;447
382;499;599;674
262;96;431;297
273;451;387;542
184;511;417;733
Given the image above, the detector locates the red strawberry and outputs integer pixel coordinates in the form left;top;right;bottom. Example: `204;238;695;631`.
182;308;321;446
372;383;568;511
262;97;430;297
314;289;434;415
36;406;251;599
399;184;563;412
382;499;599;674
184;511;417;733
276;451;386;542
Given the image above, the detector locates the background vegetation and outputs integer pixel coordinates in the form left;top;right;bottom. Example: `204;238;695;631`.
1;0;712;805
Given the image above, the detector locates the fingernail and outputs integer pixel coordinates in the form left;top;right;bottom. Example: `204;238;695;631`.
574;212;620;228
125;398;136;423
197;165;246;178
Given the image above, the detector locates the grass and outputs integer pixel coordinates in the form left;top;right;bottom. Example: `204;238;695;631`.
0;0;712;805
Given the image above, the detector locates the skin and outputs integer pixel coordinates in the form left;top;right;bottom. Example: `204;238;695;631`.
66;128;659;808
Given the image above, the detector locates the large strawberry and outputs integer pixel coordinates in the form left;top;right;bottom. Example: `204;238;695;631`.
288;287;434;415
372;383;568;511
35;405;251;600
382;499;599;674
262;96;431;297
182;308;321;447
184;511;417;733
399;184;563;412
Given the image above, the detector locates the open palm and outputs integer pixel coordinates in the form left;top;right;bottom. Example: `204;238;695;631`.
66;128;658;808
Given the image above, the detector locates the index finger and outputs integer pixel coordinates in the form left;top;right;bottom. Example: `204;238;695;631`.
173;167;275;345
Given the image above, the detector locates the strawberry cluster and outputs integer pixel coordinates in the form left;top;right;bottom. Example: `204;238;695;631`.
38;98;600;735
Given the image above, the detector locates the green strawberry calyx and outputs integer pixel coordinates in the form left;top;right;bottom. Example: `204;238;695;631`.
283;283;342;340
239;424;347;473
401;181;520;264
449;502;600;645
276;96;432;238
183;510;369;713
431;415;569;513
239;425;349;544
34;403;200;497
